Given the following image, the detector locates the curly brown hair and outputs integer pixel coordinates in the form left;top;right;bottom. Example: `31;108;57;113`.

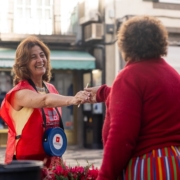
12;36;52;85
117;16;168;62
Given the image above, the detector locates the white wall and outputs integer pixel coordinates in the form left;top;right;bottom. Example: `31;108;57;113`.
164;46;180;73
104;0;180;85
115;0;180;28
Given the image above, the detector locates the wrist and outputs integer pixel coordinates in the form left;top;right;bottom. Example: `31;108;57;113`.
66;96;74;106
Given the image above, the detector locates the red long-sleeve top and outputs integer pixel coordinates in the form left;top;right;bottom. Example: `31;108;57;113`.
96;58;180;180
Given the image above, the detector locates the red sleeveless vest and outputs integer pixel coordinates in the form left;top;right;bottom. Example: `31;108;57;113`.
0;80;62;164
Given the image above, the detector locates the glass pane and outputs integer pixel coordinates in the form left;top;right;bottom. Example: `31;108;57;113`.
17;8;23;18
92;70;102;86
83;73;91;87
37;9;42;18
37;0;42;6
17;0;23;5
45;0;50;6
26;8;31;18
26;0;31;5
45;9;50;19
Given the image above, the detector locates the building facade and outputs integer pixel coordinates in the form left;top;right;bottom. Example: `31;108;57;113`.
104;0;180;85
1;0;179;149
0;0;98;148
69;0;180;148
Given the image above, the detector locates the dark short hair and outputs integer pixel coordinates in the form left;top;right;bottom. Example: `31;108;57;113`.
12;36;52;85
117;16;168;61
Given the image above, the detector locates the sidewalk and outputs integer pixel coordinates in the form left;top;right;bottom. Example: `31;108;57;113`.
0;146;103;168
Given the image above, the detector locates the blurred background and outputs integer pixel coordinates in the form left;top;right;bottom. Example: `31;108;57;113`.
0;0;180;149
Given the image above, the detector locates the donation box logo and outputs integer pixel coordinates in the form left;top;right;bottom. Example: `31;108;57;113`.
53;134;63;149
56;137;60;143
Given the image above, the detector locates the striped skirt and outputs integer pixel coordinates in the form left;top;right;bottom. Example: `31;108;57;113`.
122;146;180;180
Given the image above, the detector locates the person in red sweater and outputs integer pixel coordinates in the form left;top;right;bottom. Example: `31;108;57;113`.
85;16;180;180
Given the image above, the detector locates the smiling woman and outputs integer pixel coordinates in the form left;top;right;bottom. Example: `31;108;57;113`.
0;36;89;169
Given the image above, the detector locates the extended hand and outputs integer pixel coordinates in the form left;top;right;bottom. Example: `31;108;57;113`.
73;91;90;105
84;86;101;103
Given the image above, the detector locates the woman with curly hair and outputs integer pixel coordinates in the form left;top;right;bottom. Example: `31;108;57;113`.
85;16;180;179
0;36;87;168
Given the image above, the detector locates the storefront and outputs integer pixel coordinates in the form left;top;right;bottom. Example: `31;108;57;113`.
0;48;96;146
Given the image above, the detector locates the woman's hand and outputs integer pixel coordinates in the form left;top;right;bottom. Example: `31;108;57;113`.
73;91;90;105
84;86;101;103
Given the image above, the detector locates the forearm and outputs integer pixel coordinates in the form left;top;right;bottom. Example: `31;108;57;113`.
14;90;77;109
96;84;111;102
44;93;75;107
14;88;86;109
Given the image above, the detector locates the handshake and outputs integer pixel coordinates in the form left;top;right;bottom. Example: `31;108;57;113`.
74;84;100;107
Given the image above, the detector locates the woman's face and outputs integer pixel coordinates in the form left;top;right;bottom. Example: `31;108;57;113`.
28;45;47;79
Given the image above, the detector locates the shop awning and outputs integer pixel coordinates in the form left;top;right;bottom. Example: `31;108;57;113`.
50;50;95;69
0;48;96;70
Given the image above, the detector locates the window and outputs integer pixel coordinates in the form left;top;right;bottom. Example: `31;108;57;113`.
45;0;50;6
14;0;53;35
17;0;23;5
143;0;180;2
0;1;10;33
26;8;31;18
17;8;23;18
159;0;180;3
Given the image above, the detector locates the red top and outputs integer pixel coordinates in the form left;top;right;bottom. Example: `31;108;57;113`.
96;58;180;180
0;80;62;165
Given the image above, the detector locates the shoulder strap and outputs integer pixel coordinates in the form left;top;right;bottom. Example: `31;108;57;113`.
27;79;64;130
43;83;64;130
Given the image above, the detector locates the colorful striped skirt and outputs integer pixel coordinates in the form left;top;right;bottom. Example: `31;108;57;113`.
122;146;180;180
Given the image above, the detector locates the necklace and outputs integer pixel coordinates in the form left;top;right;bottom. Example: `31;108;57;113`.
36;86;46;92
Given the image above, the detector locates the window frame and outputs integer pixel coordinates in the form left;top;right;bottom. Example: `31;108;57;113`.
13;0;53;35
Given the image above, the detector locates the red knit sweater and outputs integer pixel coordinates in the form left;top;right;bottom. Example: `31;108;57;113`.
96;58;180;180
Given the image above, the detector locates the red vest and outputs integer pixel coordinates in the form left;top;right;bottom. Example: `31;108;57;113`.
0;80;62;164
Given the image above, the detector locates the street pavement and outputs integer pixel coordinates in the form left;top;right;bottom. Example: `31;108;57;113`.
0;145;103;168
